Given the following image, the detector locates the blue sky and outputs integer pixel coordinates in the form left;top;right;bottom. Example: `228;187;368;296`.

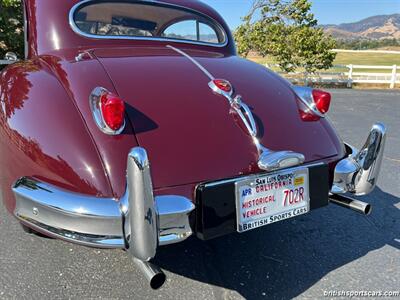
202;0;400;28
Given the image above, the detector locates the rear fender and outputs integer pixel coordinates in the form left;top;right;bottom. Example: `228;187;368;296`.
0;59;113;213
40;52;140;198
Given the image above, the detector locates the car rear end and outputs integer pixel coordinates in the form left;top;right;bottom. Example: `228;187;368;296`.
12;0;387;289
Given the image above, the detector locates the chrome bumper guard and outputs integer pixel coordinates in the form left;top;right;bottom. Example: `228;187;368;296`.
331;123;387;196
13;148;195;261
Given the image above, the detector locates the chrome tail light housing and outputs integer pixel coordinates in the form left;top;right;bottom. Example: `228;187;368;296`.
89;87;126;135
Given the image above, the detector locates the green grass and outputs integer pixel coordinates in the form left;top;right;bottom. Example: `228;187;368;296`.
250;52;400;73
334;52;400;66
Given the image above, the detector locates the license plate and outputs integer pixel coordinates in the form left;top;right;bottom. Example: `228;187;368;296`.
235;168;310;233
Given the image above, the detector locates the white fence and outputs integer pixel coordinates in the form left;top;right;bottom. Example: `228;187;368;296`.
269;64;399;89
333;49;400;54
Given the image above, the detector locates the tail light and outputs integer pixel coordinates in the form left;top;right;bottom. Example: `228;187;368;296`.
312;89;331;114
100;93;125;131
89;87;126;135
293;86;331;121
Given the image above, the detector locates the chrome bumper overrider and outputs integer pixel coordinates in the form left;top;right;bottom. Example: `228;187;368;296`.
331;123;387;196
13;148;195;259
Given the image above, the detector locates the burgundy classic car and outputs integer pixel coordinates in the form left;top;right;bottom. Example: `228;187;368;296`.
0;0;386;289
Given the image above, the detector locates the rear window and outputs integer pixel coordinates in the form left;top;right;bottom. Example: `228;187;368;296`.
71;1;227;46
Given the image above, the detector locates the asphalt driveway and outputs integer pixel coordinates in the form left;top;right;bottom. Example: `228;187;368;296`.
0;89;399;299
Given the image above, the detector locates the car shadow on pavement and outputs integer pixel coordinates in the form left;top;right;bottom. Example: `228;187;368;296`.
156;187;399;299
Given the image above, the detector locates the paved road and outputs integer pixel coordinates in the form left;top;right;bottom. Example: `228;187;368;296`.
0;89;399;299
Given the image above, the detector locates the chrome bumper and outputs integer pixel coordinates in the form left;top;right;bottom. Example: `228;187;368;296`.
12;123;386;262
13;148;195;261
331;123;387;196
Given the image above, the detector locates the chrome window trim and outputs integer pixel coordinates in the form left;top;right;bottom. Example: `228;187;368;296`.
69;0;229;48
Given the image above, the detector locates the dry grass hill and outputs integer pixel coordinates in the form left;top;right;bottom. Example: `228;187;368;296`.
323;14;400;40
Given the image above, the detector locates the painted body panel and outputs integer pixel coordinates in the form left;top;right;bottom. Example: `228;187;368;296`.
38;51;140;198
0;59;113;212
95;47;345;189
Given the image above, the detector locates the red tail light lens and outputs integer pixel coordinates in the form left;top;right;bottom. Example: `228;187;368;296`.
294;87;331;122
100;93;125;131
299;107;320;121
312;89;331;114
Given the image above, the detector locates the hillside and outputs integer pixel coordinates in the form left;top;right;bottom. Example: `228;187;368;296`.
323;14;400;40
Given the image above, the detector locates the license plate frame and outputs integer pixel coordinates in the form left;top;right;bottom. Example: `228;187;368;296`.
235;167;310;233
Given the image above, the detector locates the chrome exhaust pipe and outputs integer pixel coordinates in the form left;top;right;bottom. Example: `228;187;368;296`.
329;194;372;215
133;258;166;290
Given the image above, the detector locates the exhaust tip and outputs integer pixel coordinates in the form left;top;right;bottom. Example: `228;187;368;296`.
132;258;167;290
150;272;166;290
330;194;372;216
364;204;372;215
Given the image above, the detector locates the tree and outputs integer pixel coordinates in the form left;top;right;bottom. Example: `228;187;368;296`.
234;0;337;73
0;0;24;60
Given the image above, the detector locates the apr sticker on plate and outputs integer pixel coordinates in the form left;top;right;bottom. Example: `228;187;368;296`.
235;168;310;233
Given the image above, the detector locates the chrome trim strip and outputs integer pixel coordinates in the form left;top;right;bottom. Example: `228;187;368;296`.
331;123;387;196
168;46;259;140
75;51;93;62
233;96;258;137
167;45;215;80
68;0;228;48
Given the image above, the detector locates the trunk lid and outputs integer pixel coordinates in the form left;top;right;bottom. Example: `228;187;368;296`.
95;47;342;188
